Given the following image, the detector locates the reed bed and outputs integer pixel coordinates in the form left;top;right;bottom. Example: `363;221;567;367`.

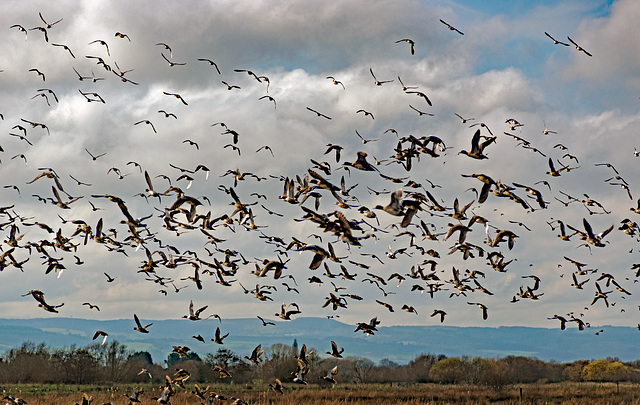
2;382;639;404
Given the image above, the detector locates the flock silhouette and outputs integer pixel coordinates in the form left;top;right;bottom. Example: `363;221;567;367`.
1;5;639;397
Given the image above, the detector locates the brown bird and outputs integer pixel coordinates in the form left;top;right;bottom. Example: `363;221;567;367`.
548;314;568;330
211;327;229;344
431;309;447;323
275;302;301;320
376;299;394;312
467;302;488;320
269;379;284;394
92;330;108;345
244;344;264;364
133;314;152;333
320;365;338;384
22;289;63;313
182;300;210;320
326;340;344;358
459;129;495;159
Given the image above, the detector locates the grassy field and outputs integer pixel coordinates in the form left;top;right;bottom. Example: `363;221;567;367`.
2;382;639;404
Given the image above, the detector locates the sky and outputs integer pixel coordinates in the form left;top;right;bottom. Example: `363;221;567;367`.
1;0;640;336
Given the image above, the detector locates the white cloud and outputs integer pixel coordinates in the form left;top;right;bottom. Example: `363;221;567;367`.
0;0;638;339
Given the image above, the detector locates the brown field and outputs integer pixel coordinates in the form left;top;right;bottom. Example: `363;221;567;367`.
3;382;640;405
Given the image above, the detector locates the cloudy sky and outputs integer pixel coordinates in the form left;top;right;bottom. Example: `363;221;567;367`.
1;0;639;335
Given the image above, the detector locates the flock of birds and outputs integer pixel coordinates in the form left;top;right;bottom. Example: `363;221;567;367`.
1;8;639;396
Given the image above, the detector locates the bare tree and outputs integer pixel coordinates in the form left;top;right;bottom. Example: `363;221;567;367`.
88;341;130;382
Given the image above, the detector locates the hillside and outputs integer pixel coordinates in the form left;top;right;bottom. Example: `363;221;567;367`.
0;317;637;364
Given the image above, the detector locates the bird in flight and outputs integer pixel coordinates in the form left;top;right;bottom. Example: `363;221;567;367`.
257;315;275;326
85;148;106;161
10;24;28;39
39;12;63;29
89;39;110;56
156;42;172;57
29;68;46;81
459;129;496;159
161;53;186;67
370;68;393;85
544;32;569;46
163;91;188;105
197;58;221;74
467;302;488;320
52;43;75;58
395;38;415;55
133;314;152;333
134;120;157;133
440;19;464;35
115;32;131;41
93;330;109;345
567;36;592;57
306;107;331;120
326;76;345;89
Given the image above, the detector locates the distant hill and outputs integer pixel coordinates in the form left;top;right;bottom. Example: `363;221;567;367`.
0;317;637;365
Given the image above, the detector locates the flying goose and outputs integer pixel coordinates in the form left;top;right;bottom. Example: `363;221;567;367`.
52;43;75;58
197;58;221;74
115;31;131;41
395;38;415;54
211;327;229;344
567;36;592;57
431;309;447;323
244;344;264;364
326;340;344;358
182;300;209;320
544;32;569;46
92;330;108;345
467;302;488;320
548;314;568;330
369;68;393;85
89;39;110;56
320;365;338;384
459;129;496;159
133;314;152;333
439;19;464;35
326;76;345;89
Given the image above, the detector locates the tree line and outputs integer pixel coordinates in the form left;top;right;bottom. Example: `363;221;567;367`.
1;340;638;387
